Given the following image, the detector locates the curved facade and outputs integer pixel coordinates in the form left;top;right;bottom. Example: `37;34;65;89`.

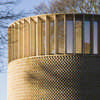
8;14;100;100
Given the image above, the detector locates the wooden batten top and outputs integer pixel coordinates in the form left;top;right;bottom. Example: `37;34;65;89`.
8;13;99;27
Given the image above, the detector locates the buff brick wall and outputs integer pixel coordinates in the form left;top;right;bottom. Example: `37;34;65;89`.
8;54;100;100
8;55;80;100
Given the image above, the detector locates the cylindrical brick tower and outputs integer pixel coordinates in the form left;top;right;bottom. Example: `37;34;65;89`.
8;13;100;100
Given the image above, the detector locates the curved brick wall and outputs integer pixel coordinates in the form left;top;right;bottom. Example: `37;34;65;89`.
8;54;100;100
8;55;80;100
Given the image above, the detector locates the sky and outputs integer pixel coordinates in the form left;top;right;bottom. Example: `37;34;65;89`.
0;0;49;100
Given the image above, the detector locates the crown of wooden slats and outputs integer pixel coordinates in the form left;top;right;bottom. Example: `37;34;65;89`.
8;13;100;62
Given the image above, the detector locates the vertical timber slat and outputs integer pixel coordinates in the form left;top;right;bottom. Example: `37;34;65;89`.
23;21;24;57
36;17;38;56
90;15;94;54
13;24;15;60
82;15;85;54
98;18;100;54
73;14;76;53
54;15;57;54
11;25;14;60
18;22;21;58
45;16;50;55
64;14;66;54
14;23;18;59
30;18;36;56
36;17;42;56
18;23;20;58
8;27;11;62
29;17;31;56
24;19;30;57
19;22;24;58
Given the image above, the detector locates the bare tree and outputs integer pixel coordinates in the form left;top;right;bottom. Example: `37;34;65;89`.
33;0;100;14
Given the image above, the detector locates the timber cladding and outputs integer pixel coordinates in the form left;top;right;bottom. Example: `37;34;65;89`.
8;14;100;63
